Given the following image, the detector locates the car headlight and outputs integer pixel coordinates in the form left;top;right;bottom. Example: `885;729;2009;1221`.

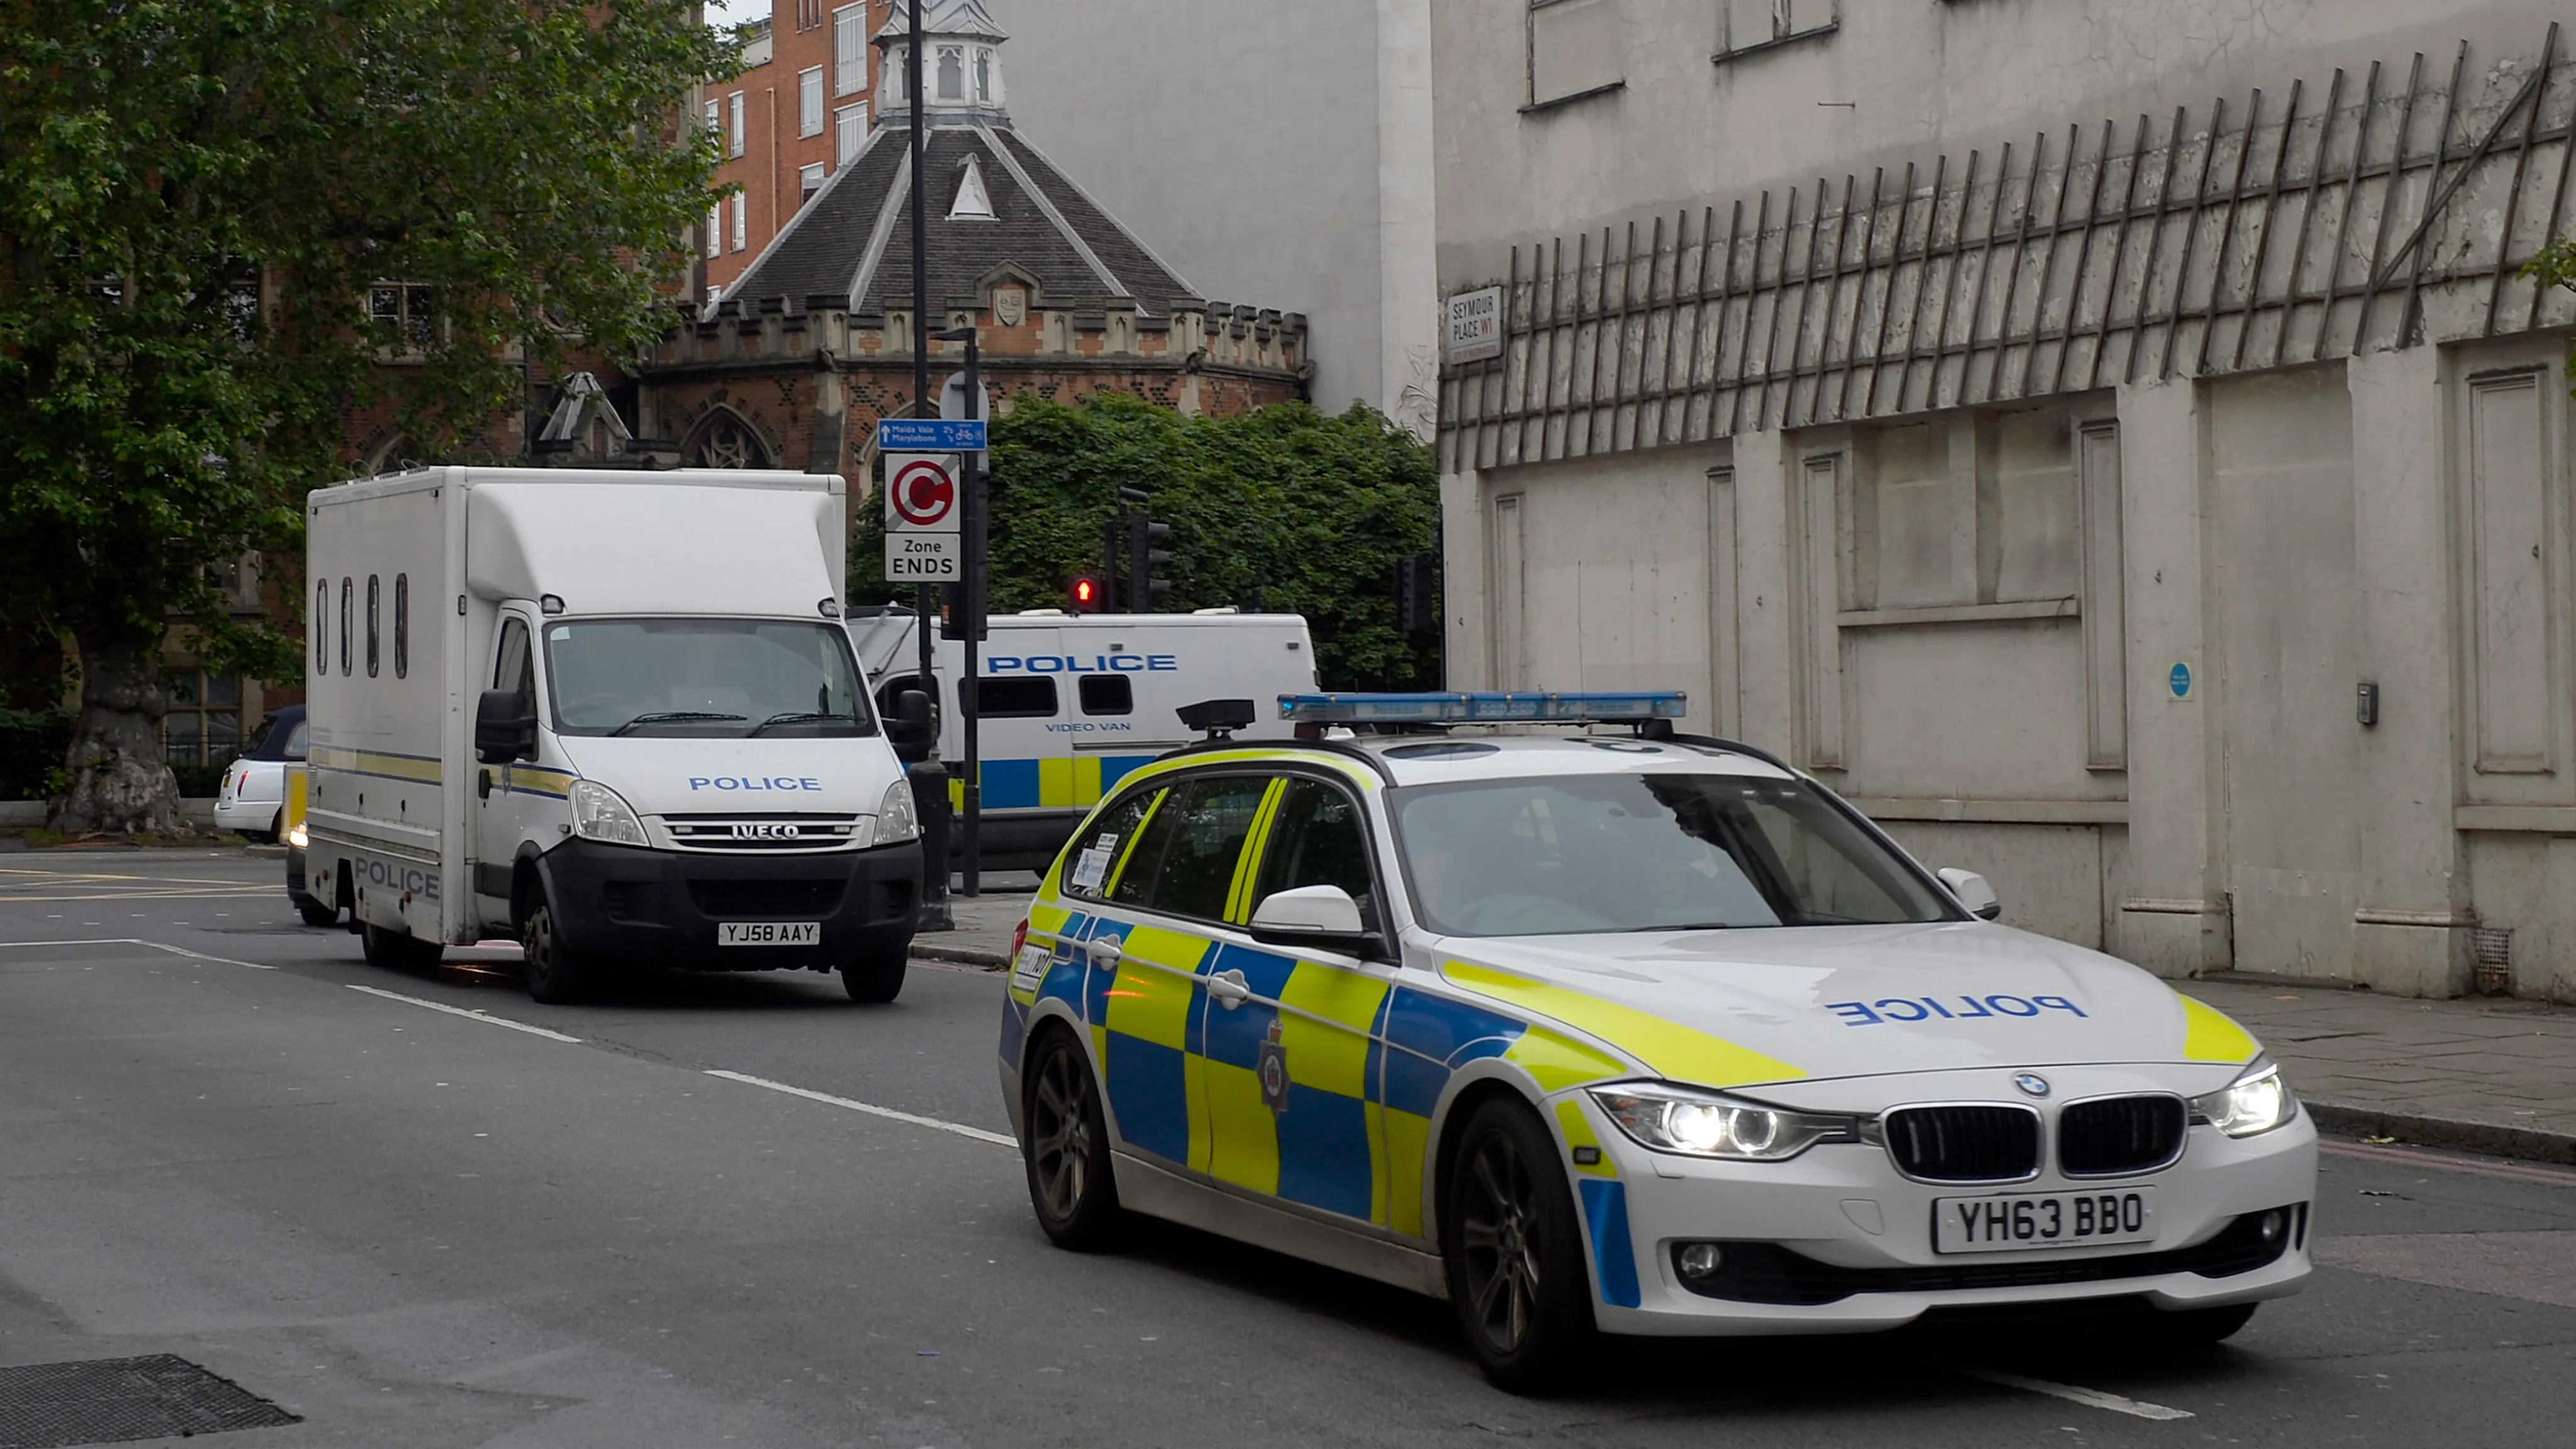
286;821;308;850
567;779;647;847
2190;1060;2296;1138
1587;1082;1857;1162
873;778;919;845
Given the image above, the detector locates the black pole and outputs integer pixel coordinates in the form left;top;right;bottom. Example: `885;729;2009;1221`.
958;329;983;896
906;1;943;903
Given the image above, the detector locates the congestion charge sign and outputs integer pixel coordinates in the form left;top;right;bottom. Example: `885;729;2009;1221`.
883;453;961;582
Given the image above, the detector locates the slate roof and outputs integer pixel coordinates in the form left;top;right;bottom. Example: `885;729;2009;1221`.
716;123;1198;320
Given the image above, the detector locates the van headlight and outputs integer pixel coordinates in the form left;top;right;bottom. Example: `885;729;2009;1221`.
286;820;308;850
873;779;919;845
2190;1060;2296;1138
1588;1083;1857;1162
568;779;647;847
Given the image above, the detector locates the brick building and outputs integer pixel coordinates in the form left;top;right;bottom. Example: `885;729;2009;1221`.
701;2;891;297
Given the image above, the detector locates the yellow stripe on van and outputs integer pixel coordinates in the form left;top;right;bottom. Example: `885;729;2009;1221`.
2178;993;2260;1063
1074;754;1105;806
1038;757;1075;809
1444;960;1804;1089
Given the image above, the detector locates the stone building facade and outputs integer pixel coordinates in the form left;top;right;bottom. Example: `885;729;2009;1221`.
1432;3;2576;999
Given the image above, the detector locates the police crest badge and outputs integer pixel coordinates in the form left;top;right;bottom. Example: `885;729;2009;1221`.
1258;1019;1289;1113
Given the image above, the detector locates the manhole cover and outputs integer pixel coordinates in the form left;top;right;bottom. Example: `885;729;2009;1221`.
0;1355;299;1448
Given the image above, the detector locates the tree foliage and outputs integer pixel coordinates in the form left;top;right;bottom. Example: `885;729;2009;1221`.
2528;235;2576;395
853;394;1442;691
0;1;733;830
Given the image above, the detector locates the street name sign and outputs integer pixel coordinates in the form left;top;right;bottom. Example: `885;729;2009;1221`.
877;418;987;452
1446;286;1504;363
884;453;962;581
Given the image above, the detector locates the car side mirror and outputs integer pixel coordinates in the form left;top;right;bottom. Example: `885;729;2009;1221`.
1938;867;2001;921
1248;884;1382;958
474;689;536;765
886;687;935;764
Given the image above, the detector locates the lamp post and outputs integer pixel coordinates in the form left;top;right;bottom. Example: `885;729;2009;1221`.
931;324;983;896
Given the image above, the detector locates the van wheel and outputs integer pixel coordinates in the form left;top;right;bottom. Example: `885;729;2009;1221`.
1021;1026;1120;1249
296;898;339;928
521;891;590;1004
267;809;283;844
360;920;443;970
840;941;909;1004
1443;1097;1598;1394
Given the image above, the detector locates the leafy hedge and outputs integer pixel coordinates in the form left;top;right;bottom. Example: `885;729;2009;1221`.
852;394;1441;691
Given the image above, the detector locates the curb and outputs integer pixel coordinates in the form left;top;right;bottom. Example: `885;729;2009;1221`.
2305;1098;2576;1167
909;940;1008;970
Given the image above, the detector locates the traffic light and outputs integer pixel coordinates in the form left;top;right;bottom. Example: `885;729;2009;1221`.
1128;513;1172;611
1396;553;1438;636
1070;574;1102;613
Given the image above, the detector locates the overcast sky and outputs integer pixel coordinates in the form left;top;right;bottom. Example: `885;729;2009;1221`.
702;1;762;28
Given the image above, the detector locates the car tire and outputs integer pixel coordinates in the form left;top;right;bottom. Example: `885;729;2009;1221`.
521;891;591;1005
360;920;443;971
296;898;339;928
1441;1097;1599;1394
2146;1302;2258;1346
267;809;283;844
1021;1026;1122;1251
840;941;909;1004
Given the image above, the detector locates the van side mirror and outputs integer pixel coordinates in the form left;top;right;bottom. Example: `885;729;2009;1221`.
475;689;536;765
1938;867;2001;921
886;688;935;763
1248;884;1382;958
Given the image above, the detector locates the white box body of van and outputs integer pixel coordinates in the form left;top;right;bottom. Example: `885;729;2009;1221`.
847;610;1318;867
303;467;921;975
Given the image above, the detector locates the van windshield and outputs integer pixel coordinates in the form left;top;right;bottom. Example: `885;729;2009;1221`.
543;618;877;739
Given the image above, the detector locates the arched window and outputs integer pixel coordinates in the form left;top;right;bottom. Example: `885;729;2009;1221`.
684;410;774;470
937;45;963;99
974;48;991;103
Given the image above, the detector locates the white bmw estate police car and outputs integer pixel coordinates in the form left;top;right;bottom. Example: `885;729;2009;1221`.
997;692;2315;1391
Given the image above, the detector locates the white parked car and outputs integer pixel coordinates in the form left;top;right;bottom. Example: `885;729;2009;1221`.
213;704;305;841
999;691;2316;1391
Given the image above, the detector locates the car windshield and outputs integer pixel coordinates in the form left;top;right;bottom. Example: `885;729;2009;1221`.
543;618;877;738
1390;772;1954;936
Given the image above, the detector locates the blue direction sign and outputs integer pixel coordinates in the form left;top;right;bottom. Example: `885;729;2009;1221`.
877;418;987;452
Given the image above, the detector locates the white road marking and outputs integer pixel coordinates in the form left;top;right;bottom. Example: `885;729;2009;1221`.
1961;1367;2194;1421
345;984;584;1043
0;937;277;970
704;1069;1016;1147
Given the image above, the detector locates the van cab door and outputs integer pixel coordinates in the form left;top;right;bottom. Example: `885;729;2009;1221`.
471;609;545;930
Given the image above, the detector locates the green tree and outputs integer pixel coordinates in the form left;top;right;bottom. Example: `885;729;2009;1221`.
2528;236;2576;394
0;1;733;834
855;394;1442;690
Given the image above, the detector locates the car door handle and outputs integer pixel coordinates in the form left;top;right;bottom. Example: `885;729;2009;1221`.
1206;969;1251;1009
1087;936;1123;967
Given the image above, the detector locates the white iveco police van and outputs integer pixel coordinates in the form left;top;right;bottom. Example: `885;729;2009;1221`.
847;608;1316;867
303;467;928;1005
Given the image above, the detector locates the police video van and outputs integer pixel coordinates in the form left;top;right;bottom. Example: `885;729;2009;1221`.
847;609;1318;867
303;467;924;1005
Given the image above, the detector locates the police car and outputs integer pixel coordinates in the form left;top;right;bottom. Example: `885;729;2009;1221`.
997;692;2315;1391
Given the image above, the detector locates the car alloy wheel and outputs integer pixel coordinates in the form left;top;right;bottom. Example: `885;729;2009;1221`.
1458;1131;1544;1352
1022;1028;1119;1249
1443;1099;1596;1392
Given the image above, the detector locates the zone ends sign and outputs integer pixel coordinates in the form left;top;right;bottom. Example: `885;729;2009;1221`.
1446;286;1503;363
883;453;962;582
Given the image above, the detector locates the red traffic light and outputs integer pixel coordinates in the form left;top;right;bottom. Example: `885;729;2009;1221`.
1070;575;1099;611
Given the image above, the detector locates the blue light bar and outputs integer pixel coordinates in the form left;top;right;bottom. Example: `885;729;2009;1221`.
1279;691;1688;724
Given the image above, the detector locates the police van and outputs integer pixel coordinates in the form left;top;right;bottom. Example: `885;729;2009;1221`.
847;609;1317;869
302;467;926;1005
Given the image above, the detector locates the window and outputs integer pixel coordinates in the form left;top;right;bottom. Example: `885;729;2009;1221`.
966;676;1058;719
800;162;826;203
836;104;867;166
338;577;352;676
1109;776;1269;921
704;97;719;138
974;47;991;104
798;66;824;137
728;91;745;158
1063;788;1163;899
494;617;533;702
1253;778;1380;932
936;45;963;101
162;670;242;764
833;4;867;95
1528;0;1622;108
367;282;436;352
1719;0;1837;59
731;192;747;252
705;202;723;261
797;0;823;30
544;618;874;738
313;581;329;675
1077;674;1133;716
393;574;409;679
886;45;906;103
365;574;380;677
